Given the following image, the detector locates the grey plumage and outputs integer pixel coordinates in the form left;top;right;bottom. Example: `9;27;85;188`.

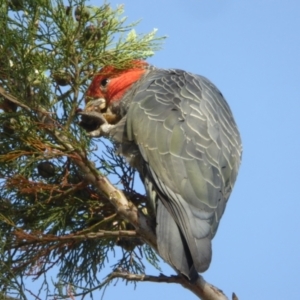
103;68;242;280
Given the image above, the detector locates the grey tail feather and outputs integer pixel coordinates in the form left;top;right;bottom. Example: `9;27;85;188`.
156;201;199;282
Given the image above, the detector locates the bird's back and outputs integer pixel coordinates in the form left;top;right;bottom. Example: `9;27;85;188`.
120;68;242;279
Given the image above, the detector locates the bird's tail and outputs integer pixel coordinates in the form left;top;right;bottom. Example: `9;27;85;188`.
156;201;199;281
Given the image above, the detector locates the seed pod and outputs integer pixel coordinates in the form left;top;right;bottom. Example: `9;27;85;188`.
0;98;18;112
37;162;56;178
101;20;108;27
116;237;144;252
8;0;24;11
52;70;72;86
83;25;101;42
74;6;90;22
65;6;72;16
78;112;103;133
3;118;17;135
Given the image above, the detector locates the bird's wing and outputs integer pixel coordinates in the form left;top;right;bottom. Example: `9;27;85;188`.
125;69;242;277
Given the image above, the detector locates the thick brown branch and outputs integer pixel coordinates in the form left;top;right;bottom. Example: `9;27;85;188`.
49;121;158;248
107;272;235;300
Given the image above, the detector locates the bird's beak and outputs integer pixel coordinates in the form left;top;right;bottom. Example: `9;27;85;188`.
85;98;107;112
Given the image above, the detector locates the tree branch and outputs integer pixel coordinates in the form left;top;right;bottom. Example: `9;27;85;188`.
8;230;138;250
106;272;237;300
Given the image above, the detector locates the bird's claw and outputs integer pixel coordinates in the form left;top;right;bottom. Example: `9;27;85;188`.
88;122;114;137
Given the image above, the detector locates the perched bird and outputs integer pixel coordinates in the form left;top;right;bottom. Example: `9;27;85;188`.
81;61;242;281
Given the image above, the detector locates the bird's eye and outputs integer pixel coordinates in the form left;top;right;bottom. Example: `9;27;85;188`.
100;78;109;88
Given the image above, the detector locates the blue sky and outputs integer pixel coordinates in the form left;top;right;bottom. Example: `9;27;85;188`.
24;1;300;299
90;0;300;299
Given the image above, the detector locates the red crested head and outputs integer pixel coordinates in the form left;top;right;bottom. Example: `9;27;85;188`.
85;60;148;105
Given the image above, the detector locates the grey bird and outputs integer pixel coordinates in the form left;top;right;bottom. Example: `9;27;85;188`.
81;61;242;281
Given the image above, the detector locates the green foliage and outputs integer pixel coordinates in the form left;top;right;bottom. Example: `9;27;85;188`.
0;0;164;298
